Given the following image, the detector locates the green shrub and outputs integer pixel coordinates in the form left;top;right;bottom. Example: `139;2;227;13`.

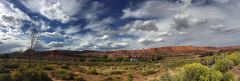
15;68;52;81
78;66;87;73
61;64;70;69
99;68;125;76
0;73;14;81
180;63;223;81
140;68;157;76
101;76;122;81
110;69;124;74
161;72;176;81
0;67;11;73
3;63;19;69
123;74;133;81
86;68;98;75
226;53;240;65
74;76;86;81
53;70;75;80
212;59;234;73
222;72;235;81
43;66;54;71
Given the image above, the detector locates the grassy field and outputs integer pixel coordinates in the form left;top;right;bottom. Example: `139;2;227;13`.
1;51;240;81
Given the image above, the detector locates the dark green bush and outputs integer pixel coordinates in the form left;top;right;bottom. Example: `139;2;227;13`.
61;64;70;69
15;69;52;81
0;67;11;73
3;63;19;69
0;73;14;81
43;66;53;71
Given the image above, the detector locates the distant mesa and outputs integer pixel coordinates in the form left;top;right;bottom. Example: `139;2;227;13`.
6;46;240;60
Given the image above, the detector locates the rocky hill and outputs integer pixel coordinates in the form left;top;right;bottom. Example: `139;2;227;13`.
81;46;240;59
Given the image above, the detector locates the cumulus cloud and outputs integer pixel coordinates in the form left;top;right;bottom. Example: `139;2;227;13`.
95;41;129;50
122;1;179;18
20;0;82;23
124;20;159;32
0;0;35;52
0;0;30;28
98;35;110;40
64;26;81;35
119;19;169;47
85;17;114;32
172;13;204;30
40;1;70;23
48;42;64;48
0;43;25;53
20;0;105;23
121;20;159;34
2;0;240;52
21;0;80;23
41;32;62;38
119;0;240;49
137;38;165;45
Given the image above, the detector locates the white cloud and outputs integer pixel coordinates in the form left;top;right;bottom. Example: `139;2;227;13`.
0;0;31;28
20;0;105;23
95;41;129;50
40;1;70;23
172;13;204;30
122;1;179;18
20;0;82;23
111;42;129;49
98;35;110;40
2;0;240;52
118;0;240;49
41;32;62;38
0;1;33;53
214;0;231;3
79;42;91;47
85;17;113;30
121;20;159;33
48;41;64;48
137;38;165;45
83;1;105;20
65;26;81;35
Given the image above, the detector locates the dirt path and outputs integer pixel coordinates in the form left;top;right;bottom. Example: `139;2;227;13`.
229;65;240;80
230;65;240;74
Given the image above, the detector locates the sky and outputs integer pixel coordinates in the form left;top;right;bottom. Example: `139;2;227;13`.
0;0;240;53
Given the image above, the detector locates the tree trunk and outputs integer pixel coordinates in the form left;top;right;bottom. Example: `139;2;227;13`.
29;52;32;67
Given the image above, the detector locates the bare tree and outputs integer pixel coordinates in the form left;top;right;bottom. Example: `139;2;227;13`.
26;27;40;67
29;27;40;50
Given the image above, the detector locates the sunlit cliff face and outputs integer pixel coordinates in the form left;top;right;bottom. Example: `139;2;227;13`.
0;0;240;53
